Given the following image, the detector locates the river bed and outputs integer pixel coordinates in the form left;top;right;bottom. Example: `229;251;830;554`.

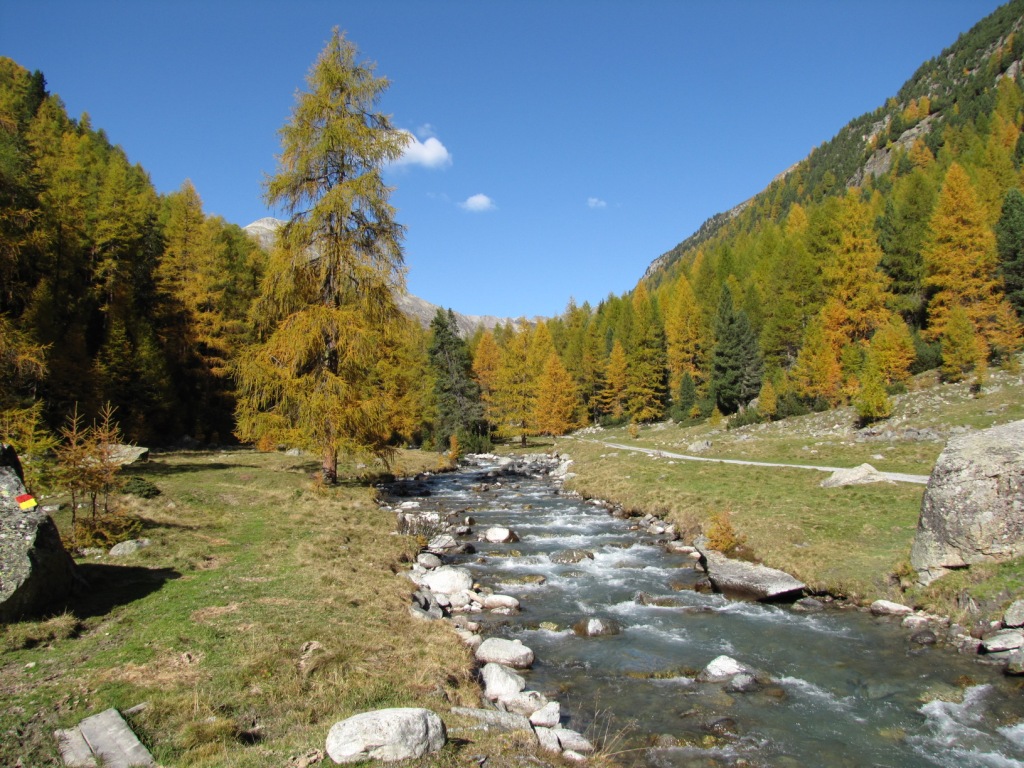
394;458;1024;767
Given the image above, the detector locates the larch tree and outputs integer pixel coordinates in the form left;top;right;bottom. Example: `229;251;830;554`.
869;316;916;386
534;352;580;436
923;163;1019;354
234;30;410;482
791;317;843;406
471;329;501;431
597;339;629;422
821;191;893;347
492;322;535;446
625;283;668;423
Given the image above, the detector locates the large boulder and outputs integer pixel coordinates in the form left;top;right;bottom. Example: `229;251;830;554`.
475;637;535;668
419;566;474;595
0;467;77;622
696;547;805;602
325;708;446;764
911;421;1024;585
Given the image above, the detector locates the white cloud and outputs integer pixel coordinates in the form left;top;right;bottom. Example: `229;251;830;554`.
587;197;607;209
460;193;495;212
393;130;452;169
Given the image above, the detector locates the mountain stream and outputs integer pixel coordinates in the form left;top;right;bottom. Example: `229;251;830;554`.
394;457;1024;767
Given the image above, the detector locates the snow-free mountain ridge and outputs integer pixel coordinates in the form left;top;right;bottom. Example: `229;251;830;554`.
243;218;511;336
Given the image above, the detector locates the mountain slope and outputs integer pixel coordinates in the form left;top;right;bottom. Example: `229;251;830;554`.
243;218;510;335
644;0;1024;285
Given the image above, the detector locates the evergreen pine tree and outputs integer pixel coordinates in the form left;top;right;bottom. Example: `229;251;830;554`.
427;308;484;452
710;286;763;414
995;186;1024;318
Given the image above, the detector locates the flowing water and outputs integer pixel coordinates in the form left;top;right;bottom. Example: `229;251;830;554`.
396;458;1024;767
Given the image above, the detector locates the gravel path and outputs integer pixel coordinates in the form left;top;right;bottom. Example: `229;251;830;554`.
574;438;931;485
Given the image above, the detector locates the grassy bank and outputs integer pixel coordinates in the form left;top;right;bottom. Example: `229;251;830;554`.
550;366;1024;618
0;449;515;767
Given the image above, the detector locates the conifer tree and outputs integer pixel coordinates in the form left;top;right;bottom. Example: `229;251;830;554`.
923;163;1018;353
854;352;892;424
472;329;501;430
757;378;778;421
664;274;706;393
995;186;1024;318
492;323;535;445
427;308;484;452
940;304;984;383
234;30;410;481
869;316;916;386
822;192;893;346
710;286;762;414
597;339;628;421
625;284;668;423
877;170;936;325
534;352;580;436
791;317;843;406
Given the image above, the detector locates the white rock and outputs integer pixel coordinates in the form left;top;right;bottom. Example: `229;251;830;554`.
534;726;562;753
325;707;446;764
416;552;442;569
475;637;535;668
483;527;518;543
427;534;458;551
563;750;588;762
108;538;152;557
1004;599;1024;628
696;655;750;682
820;463;891;488
420;566;473;595
870;600;913;617
552;727;595;753
529;701;561;728
499;689;548;716
455;629;481;650
483;594;520;611
481;662;525;700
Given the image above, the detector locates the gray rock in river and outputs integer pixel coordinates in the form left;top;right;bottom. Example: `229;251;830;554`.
572;617;621;637
550;549;594;564
696;546;805;602
911;420;1024;586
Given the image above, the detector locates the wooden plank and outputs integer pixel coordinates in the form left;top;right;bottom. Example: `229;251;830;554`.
76;708;156;768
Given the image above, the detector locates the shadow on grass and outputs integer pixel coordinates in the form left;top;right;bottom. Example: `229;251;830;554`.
68;563;181;620
135;460;247;476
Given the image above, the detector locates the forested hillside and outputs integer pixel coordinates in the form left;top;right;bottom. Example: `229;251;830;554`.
3;1;1024;473
496;0;1024;432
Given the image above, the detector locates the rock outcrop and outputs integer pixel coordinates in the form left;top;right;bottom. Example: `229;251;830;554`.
696;547;805;602
911;420;1024;585
0;466;77;622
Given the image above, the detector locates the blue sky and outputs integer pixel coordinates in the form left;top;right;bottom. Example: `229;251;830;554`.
1;1;1008;319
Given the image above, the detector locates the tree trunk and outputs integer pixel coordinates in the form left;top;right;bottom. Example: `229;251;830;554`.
321;448;338;484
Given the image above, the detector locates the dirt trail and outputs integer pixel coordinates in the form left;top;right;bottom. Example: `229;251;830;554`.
572;438;931;485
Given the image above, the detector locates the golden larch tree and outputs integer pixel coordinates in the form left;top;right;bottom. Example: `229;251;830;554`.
534;352;580;436
233;30;410;482
923;162;1019;355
